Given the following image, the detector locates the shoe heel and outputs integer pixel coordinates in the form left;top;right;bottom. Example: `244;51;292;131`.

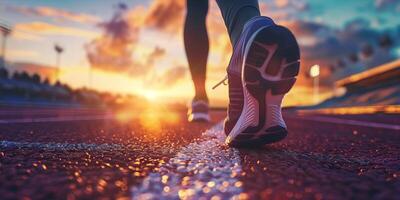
226;25;300;147
240;25;299;144
244;25;300;96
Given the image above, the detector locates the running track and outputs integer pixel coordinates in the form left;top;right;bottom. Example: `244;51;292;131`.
0;107;399;199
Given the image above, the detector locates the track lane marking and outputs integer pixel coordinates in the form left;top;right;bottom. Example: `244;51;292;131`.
289;115;400;130
131;121;245;199
0;140;124;151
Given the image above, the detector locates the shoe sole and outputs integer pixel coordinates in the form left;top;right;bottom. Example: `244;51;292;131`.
226;25;300;148
188;113;211;122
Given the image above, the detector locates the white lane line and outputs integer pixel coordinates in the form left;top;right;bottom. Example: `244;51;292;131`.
0;140;124;151
131;122;245;199
0;114;114;124
291;115;400;131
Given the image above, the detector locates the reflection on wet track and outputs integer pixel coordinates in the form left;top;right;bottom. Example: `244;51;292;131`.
132;122;247;199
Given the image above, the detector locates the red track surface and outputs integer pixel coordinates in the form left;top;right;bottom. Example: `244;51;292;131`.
0;107;399;199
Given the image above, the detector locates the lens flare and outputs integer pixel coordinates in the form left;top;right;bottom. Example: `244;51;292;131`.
115;102;180;135
143;90;158;101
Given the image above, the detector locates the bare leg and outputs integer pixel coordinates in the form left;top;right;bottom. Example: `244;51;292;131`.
184;0;209;101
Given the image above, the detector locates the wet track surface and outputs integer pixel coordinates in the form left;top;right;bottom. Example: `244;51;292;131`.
0;108;399;199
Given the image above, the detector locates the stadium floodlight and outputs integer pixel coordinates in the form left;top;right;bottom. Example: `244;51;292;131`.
54;44;64;82
0;23;12;68
310;64;320;104
310;64;320;78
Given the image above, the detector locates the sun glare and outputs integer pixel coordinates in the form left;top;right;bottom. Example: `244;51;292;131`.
143;90;158;101
115;102;180;137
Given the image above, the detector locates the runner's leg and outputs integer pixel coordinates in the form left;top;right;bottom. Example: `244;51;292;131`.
216;0;261;46
184;0;209;101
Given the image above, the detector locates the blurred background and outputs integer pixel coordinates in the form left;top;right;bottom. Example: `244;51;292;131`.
0;0;399;109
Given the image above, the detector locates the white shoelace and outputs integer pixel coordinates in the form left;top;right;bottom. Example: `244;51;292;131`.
211;75;228;90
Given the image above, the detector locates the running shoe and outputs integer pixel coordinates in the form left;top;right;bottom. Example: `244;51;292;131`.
217;16;300;147
187;100;210;122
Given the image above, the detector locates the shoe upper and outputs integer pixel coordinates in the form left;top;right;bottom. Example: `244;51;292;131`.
188;100;209;115
187;100;210;122
224;72;243;135
224;16;275;135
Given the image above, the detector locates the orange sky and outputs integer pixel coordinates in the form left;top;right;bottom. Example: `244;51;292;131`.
7;0;398;107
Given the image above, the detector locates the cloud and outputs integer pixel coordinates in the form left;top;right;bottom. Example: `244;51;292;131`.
83;0;223;85
86;0;397;92
8;5;100;24
85;3;169;77
272;0;308;10
375;0;400;10
85;4;142;75
143;0;185;33
145;66;188;88
284;18;398;85
292;19;384;60
123;0;309;36
8;49;39;59
259;0;309;23
11;31;43;41
146;46;166;66
14;22;98;38
159;66;187;85
275;0;290;8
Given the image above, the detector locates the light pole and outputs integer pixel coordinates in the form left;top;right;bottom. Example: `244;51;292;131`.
310;64;320;104
0;24;12;68
54;44;64;82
